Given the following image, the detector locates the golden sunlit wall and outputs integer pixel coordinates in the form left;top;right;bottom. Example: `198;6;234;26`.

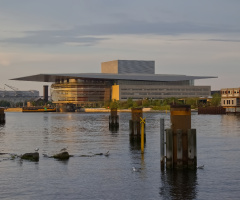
111;85;119;101
51;79;111;104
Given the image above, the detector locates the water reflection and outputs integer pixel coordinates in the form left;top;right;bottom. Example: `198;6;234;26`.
129;136;147;180
160;169;198;200
56;159;69;165
43;115;50;145
129;136;146;151
109;126;119;133
130;138;141;151
221;115;240;137
0;122;5;130
140;153;145;171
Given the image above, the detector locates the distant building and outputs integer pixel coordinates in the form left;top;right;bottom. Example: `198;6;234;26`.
12;60;216;111
0;89;39;104
221;88;240;113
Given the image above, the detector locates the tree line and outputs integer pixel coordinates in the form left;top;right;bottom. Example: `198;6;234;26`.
105;93;221;110
0;93;221;109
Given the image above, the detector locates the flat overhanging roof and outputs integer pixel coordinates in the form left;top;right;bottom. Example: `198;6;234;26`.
11;73;217;82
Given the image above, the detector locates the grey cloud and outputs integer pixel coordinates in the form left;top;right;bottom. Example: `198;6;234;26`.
166;38;240;43
205;39;240;43
1;20;240;46
96;21;238;35
0;34;106;46
33;20;240;36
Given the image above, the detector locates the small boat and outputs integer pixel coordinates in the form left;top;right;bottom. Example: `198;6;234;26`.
22;106;56;112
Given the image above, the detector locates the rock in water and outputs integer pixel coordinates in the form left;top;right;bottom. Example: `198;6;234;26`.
21;152;39;161
53;151;70;160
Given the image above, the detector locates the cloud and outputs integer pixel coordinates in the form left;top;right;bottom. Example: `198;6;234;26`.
0;34;106;46
205;39;240;43
1;20;240;46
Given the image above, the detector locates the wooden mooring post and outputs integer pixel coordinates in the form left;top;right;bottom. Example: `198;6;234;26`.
109;108;119;129
160;118;165;170
0;107;5;124
129;108;145;143
164;105;197;169
140;117;146;153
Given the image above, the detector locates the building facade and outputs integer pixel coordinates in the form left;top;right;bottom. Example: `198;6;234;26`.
221;88;240;110
112;80;210;101
12;60;216;109
101;60;155;74
51;78;111;106
0;89;39;104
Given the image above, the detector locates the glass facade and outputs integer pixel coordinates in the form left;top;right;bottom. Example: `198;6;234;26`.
51;78;111;105
51;78;210;104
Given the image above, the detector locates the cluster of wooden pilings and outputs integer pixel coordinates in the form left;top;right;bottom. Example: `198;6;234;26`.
0;107;5;124
161;105;197;169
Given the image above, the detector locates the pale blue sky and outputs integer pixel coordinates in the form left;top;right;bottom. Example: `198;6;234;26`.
1;0;240;94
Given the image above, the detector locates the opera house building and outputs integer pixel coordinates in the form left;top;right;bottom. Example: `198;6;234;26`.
12;60;215;110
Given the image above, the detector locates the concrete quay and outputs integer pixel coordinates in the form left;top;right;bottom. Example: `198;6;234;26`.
4;108;22;112
78;108;153;113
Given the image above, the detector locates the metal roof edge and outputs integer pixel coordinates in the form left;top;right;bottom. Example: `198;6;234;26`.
10;73;217;82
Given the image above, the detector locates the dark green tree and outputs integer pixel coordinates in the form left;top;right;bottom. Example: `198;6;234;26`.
142;99;150;107
110;100;119;108
211;93;221;106
0;100;10;107
127;98;133;108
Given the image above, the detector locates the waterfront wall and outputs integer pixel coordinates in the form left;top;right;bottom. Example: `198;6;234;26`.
5;108;22;112
78;108;153;113
198;107;226;115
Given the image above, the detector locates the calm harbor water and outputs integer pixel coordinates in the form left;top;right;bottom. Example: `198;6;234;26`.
0;112;240;200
